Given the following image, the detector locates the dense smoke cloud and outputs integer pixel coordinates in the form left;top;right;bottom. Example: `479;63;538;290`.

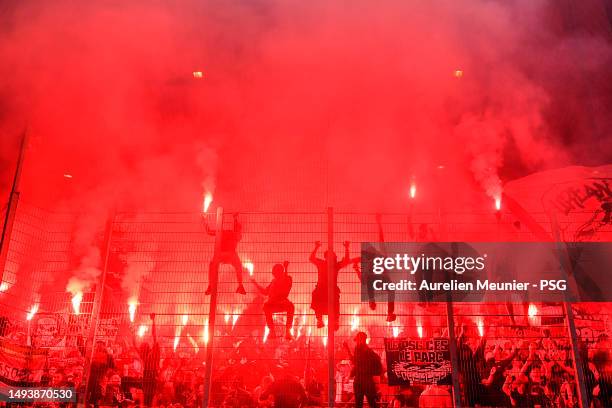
0;1;611;301
0;0;610;212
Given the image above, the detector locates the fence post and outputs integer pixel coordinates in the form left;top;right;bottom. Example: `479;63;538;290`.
203;207;223;408
83;212;115;407
446;301;462;408
326;207;335;407
0;129;28;284
549;211;589;408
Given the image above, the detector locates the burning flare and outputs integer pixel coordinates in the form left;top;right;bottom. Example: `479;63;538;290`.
409;183;417;199
173;325;182;352
182;314;189;326
232;310;240;329
350;308;360;331
528;303;538;317
203;193;213;213
495;196;502;211
477;319;484;337
263;326;270;343
243;262;254;276
528;303;540;326
202;319;210;345
187;334;199;353
138;325;148;338
71;292;83;315
27;304;39;321
128;300;137;323
417;325;423;338
392;326;400;338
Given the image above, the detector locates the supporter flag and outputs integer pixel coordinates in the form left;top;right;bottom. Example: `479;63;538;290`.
0;338;48;387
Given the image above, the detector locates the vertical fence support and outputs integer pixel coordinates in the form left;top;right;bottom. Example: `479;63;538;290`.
326;207;335;407
549;211;589;408
83;213;115;407
446;301;462;408
0;193;20;284
203;207;223;408
563;302;589;408
0;129;28;284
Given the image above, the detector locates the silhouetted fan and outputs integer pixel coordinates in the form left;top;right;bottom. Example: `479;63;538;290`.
415;242;483;303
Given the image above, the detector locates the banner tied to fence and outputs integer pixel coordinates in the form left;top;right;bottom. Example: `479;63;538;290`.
384;337;451;386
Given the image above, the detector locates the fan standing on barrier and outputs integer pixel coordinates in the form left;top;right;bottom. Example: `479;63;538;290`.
351;214;396;322
204;212;246;295
309;240;351;331
251;261;295;340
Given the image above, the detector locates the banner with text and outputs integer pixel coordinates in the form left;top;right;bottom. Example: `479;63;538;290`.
384;337;451;386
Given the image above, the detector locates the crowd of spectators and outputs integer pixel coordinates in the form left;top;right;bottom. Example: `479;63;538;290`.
1;309;611;407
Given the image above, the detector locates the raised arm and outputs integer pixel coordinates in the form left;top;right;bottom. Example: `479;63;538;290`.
232;213;241;232
475;335;487;359
337;241;352;269
376;214;389;256
232;213;243;243
351;257;362;280
310;241;322;263
500;345;518;370
250;278;269;295
131;327;139;354
205;223;216;236
151;313;157;344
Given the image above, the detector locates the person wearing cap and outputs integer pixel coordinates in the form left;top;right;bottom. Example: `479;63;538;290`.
251;261;294;340
349;331;382;408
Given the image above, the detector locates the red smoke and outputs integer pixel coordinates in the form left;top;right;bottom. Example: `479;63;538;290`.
0;1;611;300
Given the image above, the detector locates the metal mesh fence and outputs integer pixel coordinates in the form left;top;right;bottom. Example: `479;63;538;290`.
0;201;611;407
